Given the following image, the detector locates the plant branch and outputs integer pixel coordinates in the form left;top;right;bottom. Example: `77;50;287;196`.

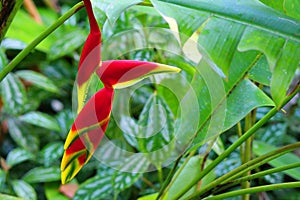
170;82;300;199
0;1;85;82
203;182;300;200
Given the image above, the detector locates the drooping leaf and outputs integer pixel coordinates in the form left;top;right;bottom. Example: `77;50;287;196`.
253;141;300;181
7;119;39;153
1;73;27;115
92;0;143;25
11;180;37;200
22;167;61;183
6;148;35;168
19;111;61;132
16;70;59;93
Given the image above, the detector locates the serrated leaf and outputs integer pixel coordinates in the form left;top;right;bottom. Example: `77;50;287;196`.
6;148;34;168
19;111;61;132
11;180;37;200
7;119;39;153
253;141;300;181
92;0;143;25
16;70;59;93
137;94;175;166
74;168;114;200
39;142;64;167
1;73;27;115
22;167;61;183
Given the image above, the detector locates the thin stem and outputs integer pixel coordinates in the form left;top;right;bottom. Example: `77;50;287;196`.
213;162;300;194
187;142;300;199
0;1;85;82
204;182;300;200
171;82;300;199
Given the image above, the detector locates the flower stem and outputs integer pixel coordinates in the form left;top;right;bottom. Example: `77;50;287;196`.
0;1;85;82
204;182;300;200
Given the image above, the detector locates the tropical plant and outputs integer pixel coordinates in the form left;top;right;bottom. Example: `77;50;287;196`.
0;0;299;200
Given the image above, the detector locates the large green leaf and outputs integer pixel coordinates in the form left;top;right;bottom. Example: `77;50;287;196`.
19;111;61;132
6;148;35;168
259;0;300;20
11;180;37;200
22;167;61;183
5;10;56;52
7;119;39;153
153;0;300;106
1;73;27;115
16;70;59;93
253;141;300;181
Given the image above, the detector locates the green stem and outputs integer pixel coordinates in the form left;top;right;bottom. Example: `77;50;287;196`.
0;1;85;82
214;162;300;194
171;82;300;199
187;142;300;199
204;182;300;200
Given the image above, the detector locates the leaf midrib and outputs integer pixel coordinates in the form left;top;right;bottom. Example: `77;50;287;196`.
159;0;300;42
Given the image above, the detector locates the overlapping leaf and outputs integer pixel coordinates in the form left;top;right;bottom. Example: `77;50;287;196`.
152;0;300;108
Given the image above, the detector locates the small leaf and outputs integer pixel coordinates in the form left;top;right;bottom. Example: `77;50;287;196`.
137;95;175;166
7;119;39;153
92;0;143;25
16;70;59;93
39;142;64;167
1;73;27;115
11;179;37;200
74;168;114;200
19;111;61;132
49;27;87;60
112;154;150;193
6;148;34;168
22;167;61;183
253;141;300;181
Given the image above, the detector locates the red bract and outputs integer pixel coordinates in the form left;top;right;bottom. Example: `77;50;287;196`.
61;0;181;184
77;0;101;112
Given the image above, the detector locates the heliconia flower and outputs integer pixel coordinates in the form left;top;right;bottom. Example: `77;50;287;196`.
77;0;101;112
61;60;180;184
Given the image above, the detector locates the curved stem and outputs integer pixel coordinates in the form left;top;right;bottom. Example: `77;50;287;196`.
0;1;85;82
204;182;300;200
213;162;300;194
188;142;300;199
171;82;300;199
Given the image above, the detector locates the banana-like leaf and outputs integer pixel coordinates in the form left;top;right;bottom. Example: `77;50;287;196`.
152;0;300;107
